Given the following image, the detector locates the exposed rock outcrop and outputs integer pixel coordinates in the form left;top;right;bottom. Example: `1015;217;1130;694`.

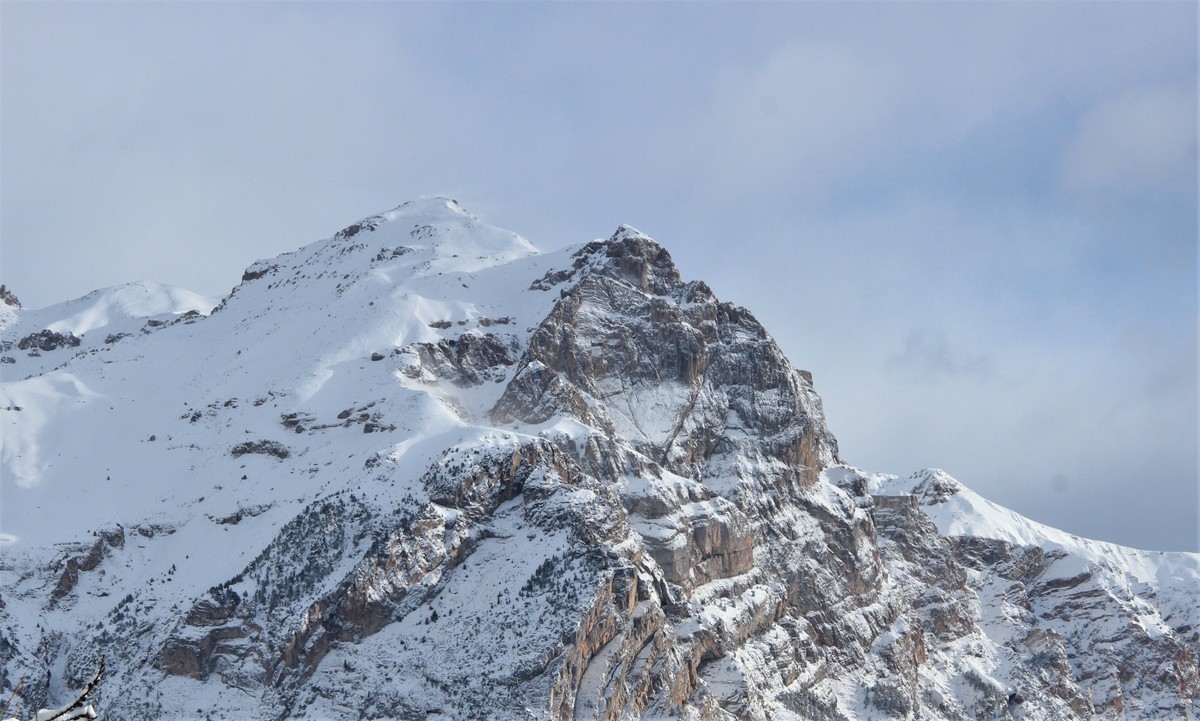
17;329;81;352
0;284;20;308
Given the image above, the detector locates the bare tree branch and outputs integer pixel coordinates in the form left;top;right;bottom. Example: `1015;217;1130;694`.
36;658;104;721
0;675;26;721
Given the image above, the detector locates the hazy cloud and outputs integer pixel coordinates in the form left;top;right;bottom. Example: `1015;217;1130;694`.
1062;85;1198;199
888;329;991;384
695;42;905;198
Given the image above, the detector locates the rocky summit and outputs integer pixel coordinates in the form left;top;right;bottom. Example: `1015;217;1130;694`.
1;198;1197;720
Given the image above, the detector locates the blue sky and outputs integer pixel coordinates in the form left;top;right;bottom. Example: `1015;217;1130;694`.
2;2;1196;550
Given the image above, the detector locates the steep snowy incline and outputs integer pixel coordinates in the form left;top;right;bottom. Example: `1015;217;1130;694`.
0;281;217;374
0;197;558;547
0;281;219;511
6;281;218;336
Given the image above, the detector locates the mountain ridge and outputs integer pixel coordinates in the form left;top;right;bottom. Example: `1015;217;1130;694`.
1;200;1196;720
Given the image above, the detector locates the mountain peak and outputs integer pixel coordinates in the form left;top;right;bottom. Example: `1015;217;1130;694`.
565;223;680;294
610;223;652;242
2;203;1197;721
333;196;474;242
384;195;475;220
321;197;537;271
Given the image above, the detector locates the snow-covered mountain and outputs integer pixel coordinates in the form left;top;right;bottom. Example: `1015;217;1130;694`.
1;197;1196;720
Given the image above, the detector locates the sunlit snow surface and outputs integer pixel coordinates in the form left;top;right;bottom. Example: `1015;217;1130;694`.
1;198;551;543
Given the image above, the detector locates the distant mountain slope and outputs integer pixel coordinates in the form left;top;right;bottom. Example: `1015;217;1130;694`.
1;198;1195;720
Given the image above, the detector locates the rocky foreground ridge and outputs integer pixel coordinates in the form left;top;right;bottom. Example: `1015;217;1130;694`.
1;198;1197;720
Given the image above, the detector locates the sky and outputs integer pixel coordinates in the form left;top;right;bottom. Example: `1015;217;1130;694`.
1;2;1196;551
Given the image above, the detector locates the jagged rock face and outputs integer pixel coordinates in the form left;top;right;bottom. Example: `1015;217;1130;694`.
0;284;20;309
398;331;518;388
1;201;1196;721
497;231;839;487
16;328;81;352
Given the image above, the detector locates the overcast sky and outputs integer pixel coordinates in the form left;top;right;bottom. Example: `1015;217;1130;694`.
2;2;1196;551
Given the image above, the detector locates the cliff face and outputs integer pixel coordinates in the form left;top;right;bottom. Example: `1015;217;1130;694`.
1;198;1196;720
